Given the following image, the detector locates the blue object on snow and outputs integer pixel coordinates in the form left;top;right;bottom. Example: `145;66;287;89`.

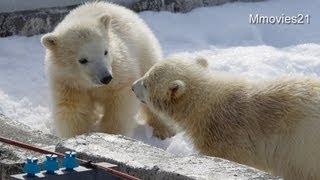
43;154;59;174
62;151;79;171
23;157;40;177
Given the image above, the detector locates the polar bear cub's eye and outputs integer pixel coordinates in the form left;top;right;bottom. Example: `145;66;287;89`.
79;58;88;64
104;50;108;55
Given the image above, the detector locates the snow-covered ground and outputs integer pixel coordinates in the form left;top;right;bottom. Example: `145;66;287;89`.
1;0;320;156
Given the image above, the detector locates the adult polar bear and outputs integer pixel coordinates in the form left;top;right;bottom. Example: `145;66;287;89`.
132;57;320;180
41;2;174;138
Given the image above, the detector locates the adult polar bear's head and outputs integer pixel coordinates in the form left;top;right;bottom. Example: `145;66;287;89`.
41;14;113;87
132;57;208;115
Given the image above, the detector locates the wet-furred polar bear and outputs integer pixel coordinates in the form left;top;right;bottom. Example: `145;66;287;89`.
41;2;175;138
132;57;320;180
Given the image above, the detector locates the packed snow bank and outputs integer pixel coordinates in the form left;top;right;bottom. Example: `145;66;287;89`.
0;0;320;155
141;0;320;50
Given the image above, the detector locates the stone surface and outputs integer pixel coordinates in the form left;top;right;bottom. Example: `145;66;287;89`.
0;113;281;179
0;0;266;37
0;114;60;180
0;0;139;13
56;133;280;180
0;5;74;37
133;0;265;13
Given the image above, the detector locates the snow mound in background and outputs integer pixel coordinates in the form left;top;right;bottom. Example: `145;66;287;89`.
171;44;320;79
1;0;320;155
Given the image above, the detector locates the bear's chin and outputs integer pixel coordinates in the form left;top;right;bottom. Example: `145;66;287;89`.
91;79;107;87
92;83;106;87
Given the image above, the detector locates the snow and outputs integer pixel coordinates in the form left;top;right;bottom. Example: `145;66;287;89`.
1;0;320;155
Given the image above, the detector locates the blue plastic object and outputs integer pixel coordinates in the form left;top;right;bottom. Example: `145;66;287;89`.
23;157;40;177
43;154;59;174
62;151;79;171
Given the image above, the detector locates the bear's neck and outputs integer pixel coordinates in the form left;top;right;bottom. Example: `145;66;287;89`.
171;74;248;127
170;75;262;167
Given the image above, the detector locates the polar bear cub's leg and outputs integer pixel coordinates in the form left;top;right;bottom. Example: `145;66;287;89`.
98;88;138;136
140;105;176;139
53;89;96;137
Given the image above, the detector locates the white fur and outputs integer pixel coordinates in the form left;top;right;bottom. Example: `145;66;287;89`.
42;2;162;137
133;57;320;179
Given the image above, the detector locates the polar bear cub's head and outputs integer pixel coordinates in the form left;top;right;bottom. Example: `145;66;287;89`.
41;15;113;87
132;57;208;114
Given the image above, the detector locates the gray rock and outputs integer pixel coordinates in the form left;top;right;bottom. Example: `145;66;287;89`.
0;0;87;13
133;0;265;13
0;114;61;180
0;5;73;37
0;0;266;37
0;114;280;179
56;133;280;180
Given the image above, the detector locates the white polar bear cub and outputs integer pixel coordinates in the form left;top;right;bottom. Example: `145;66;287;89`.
41;2;175;138
132;57;320;180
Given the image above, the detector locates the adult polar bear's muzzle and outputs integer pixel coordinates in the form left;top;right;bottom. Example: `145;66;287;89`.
132;79;147;104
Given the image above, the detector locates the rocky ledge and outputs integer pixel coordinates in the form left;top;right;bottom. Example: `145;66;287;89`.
0;0;265;37
0;114;280;179
0;114;60;179
56;133;279;180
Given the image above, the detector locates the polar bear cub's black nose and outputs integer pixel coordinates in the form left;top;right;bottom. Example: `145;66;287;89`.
101;75;113;84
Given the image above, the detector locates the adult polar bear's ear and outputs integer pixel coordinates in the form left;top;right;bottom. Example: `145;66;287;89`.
99;14;111;29
169;80;186;99
196;57;208;68
41;33;58;50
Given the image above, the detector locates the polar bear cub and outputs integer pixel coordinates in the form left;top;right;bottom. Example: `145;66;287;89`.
41;2;175;138
132;56;320;180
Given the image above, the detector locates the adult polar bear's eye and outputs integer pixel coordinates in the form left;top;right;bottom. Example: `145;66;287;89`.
104;50;108;55
79;58;88;64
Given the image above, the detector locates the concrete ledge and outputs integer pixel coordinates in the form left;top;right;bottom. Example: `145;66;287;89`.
0;113;280;179
0;114;61;180
56;133;280;180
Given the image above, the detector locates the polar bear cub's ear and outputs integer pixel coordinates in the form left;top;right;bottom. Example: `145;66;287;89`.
41;33;58;49
99;14;111;29
196;57;208;68
169;80;186;99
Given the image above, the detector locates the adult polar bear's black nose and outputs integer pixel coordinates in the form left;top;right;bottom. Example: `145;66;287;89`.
101;75;113;84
